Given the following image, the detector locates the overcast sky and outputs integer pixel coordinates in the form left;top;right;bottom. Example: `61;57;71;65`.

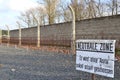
0;0;39;30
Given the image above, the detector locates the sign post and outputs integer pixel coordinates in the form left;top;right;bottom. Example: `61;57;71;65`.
92;74;95;80
76;40;116;78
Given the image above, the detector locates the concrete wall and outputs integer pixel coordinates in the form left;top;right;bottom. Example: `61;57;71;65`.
10;22;72;40
10;15;120;47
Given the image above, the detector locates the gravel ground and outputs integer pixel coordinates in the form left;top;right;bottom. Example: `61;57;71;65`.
0;45;120;80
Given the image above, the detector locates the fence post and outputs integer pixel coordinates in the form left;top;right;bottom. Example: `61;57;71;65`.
0;29;2;44
68;5;76;54
37;18;40;47
5;25;10;46
16;21;21;46
92;74;95;80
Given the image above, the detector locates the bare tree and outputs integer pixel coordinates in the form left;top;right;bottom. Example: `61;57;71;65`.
18;5;46;27
58;0;72;22
70;0;86;20
114;0;118;15
96;0;104;17
39;0;59;24
63;8;72;22
85;0;97;18
106;0;119;16
18;11;31;28
28;7;46;26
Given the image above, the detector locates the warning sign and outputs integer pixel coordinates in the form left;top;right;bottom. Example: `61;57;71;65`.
76;40;116;78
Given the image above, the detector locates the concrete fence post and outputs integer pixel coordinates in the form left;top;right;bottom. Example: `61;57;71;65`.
37;18;40;47
0;29;2;44
5;25;10;46
16;21;21;46
68;5;76;54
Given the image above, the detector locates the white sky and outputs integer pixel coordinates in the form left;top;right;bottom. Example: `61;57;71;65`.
0;0;76;30
0;0;38;30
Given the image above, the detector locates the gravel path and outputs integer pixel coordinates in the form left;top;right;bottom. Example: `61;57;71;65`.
0;45;120;80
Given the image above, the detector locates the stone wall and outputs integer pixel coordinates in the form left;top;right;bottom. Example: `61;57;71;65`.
10;15;120;47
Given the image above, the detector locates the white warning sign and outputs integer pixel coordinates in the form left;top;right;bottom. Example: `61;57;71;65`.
76;40;116;78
